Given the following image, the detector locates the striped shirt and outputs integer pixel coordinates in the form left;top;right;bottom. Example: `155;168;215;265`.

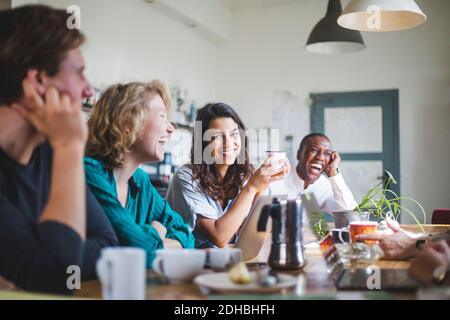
84;157;194;268
165;164;238;248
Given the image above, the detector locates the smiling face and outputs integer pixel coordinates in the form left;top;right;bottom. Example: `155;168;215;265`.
208;117;242;166
297;136;332;184
130;93;174;163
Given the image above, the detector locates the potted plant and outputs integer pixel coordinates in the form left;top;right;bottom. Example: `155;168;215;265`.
312;170;427;239
356;170;426;233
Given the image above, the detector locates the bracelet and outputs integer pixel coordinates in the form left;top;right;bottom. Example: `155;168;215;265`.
415;233;433;249
415;232;450;249
415;239;427;249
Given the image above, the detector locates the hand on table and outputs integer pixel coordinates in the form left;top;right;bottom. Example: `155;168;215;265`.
151;220;167;240
163;238;182;249
151;221;182;248
409;240;450;286
356;218;419;260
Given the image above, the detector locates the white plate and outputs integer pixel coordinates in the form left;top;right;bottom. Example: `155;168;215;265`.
194;272;298;294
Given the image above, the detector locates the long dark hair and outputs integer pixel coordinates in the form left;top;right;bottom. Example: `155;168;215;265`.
190;103;254;201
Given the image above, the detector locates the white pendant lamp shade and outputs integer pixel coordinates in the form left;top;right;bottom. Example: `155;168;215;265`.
337;0;426;32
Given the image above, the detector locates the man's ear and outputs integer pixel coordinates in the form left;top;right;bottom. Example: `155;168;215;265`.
25;69;46;96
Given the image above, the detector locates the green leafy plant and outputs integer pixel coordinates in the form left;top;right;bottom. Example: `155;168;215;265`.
311;211;328;240
356;170;426;232
311;170;427;240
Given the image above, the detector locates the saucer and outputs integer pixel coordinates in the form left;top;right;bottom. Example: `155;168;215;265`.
194;271;297;294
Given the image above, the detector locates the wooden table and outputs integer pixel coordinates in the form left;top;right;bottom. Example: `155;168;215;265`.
75;224;450;300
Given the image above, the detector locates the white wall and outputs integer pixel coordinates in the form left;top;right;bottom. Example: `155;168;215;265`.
39;0;218;106
37;0;219;166
155;0;232;42
35;0;449;223
215;0;450;223
12;0;36;7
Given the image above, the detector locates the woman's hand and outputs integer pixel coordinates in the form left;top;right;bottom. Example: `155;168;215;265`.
163;238;182;249
151;221;182;248
247;158;290;194
12;79;87;150
196;158;290;248
151;220;167;240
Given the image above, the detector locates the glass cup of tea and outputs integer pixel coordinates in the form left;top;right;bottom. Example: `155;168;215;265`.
358;211;371;222
319;233;334;253
349;221;379;245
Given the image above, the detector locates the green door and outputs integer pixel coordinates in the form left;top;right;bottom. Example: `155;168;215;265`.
310;90;400;206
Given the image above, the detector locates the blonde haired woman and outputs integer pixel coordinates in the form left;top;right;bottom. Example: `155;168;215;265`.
85;81;194;268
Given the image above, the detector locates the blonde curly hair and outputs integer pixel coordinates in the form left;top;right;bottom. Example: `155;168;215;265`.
86;80;171;167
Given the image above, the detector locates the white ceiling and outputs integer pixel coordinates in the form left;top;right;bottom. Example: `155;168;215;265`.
221;0;299;10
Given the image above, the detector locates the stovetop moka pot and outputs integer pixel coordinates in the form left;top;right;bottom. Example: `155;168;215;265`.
257;197;307;270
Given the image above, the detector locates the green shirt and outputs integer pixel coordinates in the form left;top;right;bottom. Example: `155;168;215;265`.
84;157;194;268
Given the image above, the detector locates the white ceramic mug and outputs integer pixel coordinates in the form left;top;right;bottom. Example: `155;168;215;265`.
208;248;242;270
152;249;206;284
96;247;146;300
262;151;287;175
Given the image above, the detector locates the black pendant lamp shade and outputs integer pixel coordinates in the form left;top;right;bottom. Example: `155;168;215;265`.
305;0;366;54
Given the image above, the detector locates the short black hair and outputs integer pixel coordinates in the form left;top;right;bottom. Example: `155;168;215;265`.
298;133;330;154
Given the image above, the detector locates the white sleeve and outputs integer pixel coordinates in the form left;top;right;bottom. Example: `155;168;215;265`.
327;173;358;211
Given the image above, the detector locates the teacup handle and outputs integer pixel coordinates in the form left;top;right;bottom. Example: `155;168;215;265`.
338;229;346;244
152;256;164;276
96;257;114;299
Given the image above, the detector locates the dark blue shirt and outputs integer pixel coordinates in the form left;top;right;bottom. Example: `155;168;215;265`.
0;142;119;294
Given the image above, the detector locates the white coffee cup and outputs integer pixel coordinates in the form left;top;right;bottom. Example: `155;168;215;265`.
208;248;242;270
96;247;146;300
262;151;286;175
152;249;206;284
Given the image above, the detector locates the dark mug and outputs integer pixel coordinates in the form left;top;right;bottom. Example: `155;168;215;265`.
331;228;350;244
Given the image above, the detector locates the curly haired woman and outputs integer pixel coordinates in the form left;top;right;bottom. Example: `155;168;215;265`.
85;81;194;268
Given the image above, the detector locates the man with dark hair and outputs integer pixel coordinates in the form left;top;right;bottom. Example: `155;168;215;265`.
0;5;118;294
0;5;87;105
270;133;357;212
